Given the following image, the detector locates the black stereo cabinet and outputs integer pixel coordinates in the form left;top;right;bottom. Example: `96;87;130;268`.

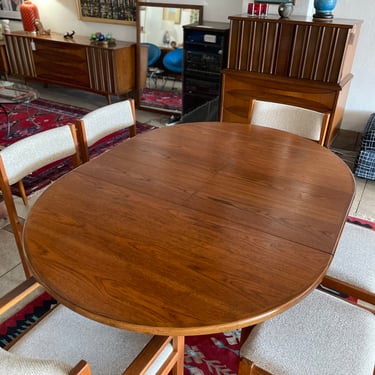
182;22;229;121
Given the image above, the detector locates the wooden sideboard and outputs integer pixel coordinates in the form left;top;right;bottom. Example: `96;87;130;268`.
0;40;9;80
3;31;136;103
220;15;362;146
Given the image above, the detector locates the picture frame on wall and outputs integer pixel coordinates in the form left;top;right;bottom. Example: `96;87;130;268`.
76;0;136;25
162;8;181;25
0;0;23;20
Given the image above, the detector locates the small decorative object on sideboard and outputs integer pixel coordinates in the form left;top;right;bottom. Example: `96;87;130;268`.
64;31;75;39
90;32;116;46
248;2;268;16
19;0;40;32
2;19;10;34
313;0;337;19
278;1;294;18
34;19;51;35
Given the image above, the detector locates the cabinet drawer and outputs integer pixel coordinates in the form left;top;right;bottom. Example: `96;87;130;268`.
33;41;90;87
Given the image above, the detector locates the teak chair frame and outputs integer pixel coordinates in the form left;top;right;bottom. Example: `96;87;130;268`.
75;99;137;163
321;275;375;309
0;124;81;277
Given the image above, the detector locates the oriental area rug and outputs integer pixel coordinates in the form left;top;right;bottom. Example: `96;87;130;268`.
140;88;182;112
0;99;155;196
1;216;373;374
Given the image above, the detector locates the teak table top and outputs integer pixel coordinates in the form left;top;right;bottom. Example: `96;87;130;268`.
23;122;355;336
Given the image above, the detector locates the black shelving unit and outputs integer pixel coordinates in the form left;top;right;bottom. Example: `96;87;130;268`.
182;22;229;121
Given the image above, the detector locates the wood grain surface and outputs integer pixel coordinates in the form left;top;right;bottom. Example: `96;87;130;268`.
23;122;355;335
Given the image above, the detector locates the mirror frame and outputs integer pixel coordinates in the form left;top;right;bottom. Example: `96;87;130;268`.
135;2;204;114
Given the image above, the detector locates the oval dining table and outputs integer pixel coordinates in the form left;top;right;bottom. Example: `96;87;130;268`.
22;122;355;340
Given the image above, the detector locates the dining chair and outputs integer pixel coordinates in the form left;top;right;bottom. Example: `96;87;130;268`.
163;48;183;74
0;124;82;278
249;99;330;146
238;288;375;375
162;48;183;90
142;42;162;67
321;222;375;307
0;278;184;375
75;99;137;163
141;42;163;89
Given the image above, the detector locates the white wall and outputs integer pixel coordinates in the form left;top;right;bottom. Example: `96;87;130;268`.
7;0;242;39
5;0;373;132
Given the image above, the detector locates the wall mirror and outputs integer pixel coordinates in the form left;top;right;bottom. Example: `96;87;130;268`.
136;2;203;115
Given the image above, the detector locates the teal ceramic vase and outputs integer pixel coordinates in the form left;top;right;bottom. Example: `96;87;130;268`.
313;0;337;19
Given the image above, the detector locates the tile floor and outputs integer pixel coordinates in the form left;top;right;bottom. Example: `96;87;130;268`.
1;81;375;304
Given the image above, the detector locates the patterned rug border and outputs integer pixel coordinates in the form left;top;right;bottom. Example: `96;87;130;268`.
0;292;57;348
25;98;91;114
347;215;375;230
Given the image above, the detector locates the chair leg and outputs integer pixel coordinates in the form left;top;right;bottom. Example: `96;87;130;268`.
321;276;375;308
238;357;272;375
0;277;40;315
69;360;92;375
18;180;28;205
240;326;254;345
172;336;184;375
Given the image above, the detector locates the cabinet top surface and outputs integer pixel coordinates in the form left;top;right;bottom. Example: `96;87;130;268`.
184;21;230;31
4;31;134;49
229;14;363;27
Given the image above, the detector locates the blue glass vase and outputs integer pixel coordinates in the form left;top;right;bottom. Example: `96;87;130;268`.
313;0;337;19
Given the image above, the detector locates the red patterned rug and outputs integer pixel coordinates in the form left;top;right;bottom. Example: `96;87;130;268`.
0;99;155;196
185;331;240;374
0;99;89;146
347;215;375;230
140;88;182;112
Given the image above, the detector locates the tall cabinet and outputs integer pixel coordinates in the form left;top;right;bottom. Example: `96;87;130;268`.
220;15;362;146
183;22;229;119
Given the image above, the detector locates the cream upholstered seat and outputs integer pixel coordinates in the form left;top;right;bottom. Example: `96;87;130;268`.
0;124;82;277
5;306;176;375
0;349;88;375
0;279;183;375
75;99;137;163
238;289;375;375
321;222;375;307
249;99;330;146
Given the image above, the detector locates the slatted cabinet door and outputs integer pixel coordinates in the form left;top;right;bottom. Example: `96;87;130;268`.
4;31;136;104
222;15;362;146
